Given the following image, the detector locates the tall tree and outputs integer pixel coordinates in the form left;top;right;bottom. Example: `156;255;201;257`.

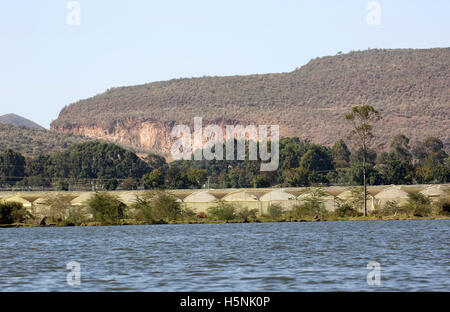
345;105;381;216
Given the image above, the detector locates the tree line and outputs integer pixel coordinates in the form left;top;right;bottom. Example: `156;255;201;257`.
0;133;448;191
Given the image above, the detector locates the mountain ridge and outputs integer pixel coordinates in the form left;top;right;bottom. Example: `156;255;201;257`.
0;113;44;130
51;48;450;153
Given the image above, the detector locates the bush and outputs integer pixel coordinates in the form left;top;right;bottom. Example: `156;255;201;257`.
88;193;125;224
181;207;197;220
267;203;283;218
402;193;432;217
66;206;91;225
292;188;328;218
133;191;182;222
207;201;236;221
252;175;270;188
0;201;29;224
435;197;450;215
334;203;362;217
54;181;69;191
334;193;363;217
442;202;450;214
104;178;119;191
292;202;328;219
236;207;258;221
374;200;405;216
41;195;73;224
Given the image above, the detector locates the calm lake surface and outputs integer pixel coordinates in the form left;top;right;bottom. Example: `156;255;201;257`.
0;220;449;291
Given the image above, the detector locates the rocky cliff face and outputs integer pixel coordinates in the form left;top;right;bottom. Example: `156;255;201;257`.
54;118;175;154
53;117;280;154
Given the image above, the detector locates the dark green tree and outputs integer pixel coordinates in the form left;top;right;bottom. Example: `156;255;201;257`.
279;138;307;170
142;169;165;189
380;159;414;185
331;139;351;168
167;166;188;189
0;201;28;224
252;175;271;188
25;154;52;186
283;167;310;187
0;149;26;185
187;168;208;188
145;153;168;174
414;137;448;166
104;178;119;191
390;133;412;161
49;141;150;182
300;145;334;172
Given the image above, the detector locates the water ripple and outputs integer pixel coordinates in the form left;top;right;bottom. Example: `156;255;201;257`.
0;220;448;291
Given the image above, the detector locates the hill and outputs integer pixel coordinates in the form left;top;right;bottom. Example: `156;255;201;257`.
0;124;92;156
0;114;44;130
51;48;450;153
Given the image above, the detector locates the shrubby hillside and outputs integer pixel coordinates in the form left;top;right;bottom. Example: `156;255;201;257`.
51;48;450;152
0;124;92;156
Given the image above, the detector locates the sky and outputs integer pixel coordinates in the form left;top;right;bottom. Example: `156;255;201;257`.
0;0;449;128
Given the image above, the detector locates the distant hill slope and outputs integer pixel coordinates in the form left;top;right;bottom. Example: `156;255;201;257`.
51;48;450;153
0;113;44;130
0;124;92;156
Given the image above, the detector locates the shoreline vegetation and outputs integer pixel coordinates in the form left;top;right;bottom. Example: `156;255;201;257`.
1;188;449;228
2;213;450;228
2;215;449;228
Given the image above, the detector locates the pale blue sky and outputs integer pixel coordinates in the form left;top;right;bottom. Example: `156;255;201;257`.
0;0;449;128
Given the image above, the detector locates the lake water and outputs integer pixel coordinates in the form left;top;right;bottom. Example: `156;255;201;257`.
0;220;449;291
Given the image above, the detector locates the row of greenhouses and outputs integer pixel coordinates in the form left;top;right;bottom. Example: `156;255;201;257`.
1;184;448;217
